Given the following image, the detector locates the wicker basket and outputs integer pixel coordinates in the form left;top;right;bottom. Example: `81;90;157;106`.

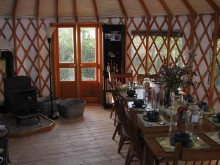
57;98;86;119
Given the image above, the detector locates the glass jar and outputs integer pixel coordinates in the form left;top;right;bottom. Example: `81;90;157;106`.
185;105;200;137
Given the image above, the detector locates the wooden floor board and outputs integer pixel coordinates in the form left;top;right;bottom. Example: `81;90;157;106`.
8;105;131;165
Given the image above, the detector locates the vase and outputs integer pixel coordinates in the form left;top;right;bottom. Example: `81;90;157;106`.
164;89;171;108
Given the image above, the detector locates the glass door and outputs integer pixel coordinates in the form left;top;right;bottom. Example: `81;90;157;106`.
77;25;99;102
55;25;100;102
57;27;77;99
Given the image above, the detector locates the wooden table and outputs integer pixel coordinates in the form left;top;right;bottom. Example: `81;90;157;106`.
117;84;220;165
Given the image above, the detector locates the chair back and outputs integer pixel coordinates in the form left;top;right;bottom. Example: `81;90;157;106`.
137;74;145;85
124;108;143;157
173;143;220;165
110;73;132;87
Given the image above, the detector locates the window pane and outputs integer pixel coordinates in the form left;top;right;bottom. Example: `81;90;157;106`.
170;37;183;67
148;36;167;74
58;28;74;63
130;35;146;74
81;68;96;81
60;68;75;81
80;27;96;63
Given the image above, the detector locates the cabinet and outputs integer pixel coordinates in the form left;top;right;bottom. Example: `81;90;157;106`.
102;24;125;109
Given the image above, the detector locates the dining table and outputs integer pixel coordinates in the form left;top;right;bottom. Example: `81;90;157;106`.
116;83;220;165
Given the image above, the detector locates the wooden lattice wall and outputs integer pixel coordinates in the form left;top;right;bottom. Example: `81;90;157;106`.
125;15;220;109
0;15;219;109
0;18;52;104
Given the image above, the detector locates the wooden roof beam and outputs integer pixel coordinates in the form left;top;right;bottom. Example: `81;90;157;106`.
73;0;78;22
36;0;40;18
92;0;99;22
205;0;220;13
118;0;128;18
138;0;151;19
56;0;59;22
159;0;173;17
181;0;197;17
12;0;19;17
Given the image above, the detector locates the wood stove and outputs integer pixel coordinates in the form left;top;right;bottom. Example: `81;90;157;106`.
4;76;40;124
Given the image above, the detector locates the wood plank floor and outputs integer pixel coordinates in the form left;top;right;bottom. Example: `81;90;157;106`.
8;105;219;165
8;104;141;165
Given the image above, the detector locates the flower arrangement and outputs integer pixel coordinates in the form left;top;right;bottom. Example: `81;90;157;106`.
156;48;199;106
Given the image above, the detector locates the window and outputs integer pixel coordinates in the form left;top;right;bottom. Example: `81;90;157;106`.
58;28;74;63
130;30;183;77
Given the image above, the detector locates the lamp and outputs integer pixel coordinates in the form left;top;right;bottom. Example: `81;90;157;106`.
44;27;58;120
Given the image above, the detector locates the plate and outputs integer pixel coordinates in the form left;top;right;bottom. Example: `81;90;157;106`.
132;104;146;108
170;136;193;148
143;115;160;122
212;116;220;123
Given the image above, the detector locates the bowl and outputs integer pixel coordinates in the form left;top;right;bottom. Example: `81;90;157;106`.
127;90;136;97
146;111;160;121
173;132;190;139
216;112;220;121
170;132;192;147
133;99;144;108
183;94;194;103
197;101;209;111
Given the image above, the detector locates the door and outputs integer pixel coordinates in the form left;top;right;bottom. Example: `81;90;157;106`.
55;25;99;103
77;25;99;102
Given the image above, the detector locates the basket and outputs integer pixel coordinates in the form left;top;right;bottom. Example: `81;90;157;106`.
37;96;60;116
57;98;86;119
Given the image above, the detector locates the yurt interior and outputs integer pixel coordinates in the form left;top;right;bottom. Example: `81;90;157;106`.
0;0;220;165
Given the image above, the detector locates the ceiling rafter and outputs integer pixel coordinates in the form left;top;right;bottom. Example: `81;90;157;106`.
138;0;151;19
56;0;59;22
12;0;19;17
181;0;197;16
73;0;78;22
92;0;99;22
159;0;173;17
205;0;220;13
36;0;40;18
118;0;128;18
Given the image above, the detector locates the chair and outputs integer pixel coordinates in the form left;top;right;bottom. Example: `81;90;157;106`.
112;94;131;153
4;76;40;124
124;108;144;165
117;96;131;153
110;87;120;126
137;74;145;85
109;72;132;120
172;143;220;165
110;72;132;87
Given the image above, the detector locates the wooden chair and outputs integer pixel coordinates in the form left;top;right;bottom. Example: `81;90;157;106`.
109;72;132;120
110;72;132;86
124;108;144;165
137;74;145;85
118;97;131;153
110;87;120;126
173;143;220;165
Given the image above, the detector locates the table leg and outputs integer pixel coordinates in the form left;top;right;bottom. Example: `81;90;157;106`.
143;143;154;165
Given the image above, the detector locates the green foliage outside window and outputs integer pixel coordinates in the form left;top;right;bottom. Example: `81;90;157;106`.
58;28;74;63
81;28;96;63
